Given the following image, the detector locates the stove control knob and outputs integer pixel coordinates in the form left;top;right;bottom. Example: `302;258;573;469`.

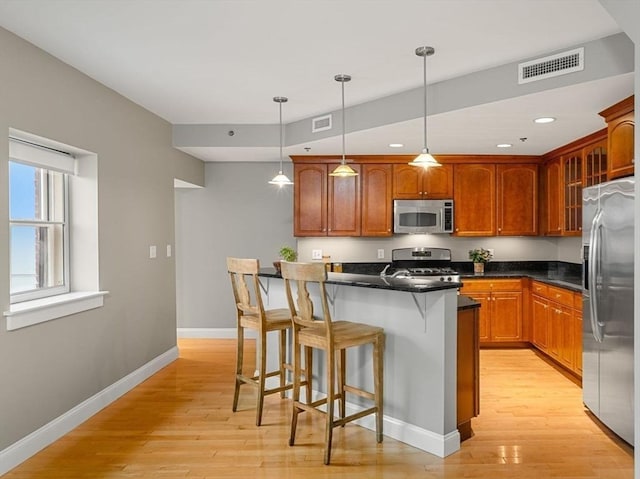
440;277;445;282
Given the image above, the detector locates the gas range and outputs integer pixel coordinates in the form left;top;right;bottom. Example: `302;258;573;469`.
381;247;460;283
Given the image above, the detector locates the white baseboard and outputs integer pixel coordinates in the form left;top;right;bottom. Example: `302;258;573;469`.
0;347;179;476
177;327;256;339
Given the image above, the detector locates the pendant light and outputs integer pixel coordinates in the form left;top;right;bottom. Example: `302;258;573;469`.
409;46;441;168
268;96;294;186
329;74;358;177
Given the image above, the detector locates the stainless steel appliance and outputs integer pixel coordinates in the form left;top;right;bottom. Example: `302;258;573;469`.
381;247;460;283
393;199;454;234
582;176;634;445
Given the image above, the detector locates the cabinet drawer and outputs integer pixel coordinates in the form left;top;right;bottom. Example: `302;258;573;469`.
573;291;583;311
531;281;548;296
547;285;573;306
461;278;521;292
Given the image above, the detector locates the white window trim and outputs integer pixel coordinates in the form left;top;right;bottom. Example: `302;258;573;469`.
3;291;109;331
6;128;103;331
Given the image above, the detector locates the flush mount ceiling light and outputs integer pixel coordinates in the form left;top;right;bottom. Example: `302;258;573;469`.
389;143;404;148
409;46;441;169
534;117;556;124
329;74;358;177
268;96;293;187
497;143;513;148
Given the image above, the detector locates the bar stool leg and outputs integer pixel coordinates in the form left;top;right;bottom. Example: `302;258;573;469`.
324;347;335;465
374;334;384;443
256;331;267;426
279;329;287;399
289;339;301;446
232;326;244;412
304;346;313;404
337;349;346;424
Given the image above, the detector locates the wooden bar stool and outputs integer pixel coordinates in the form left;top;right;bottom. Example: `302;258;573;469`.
280;261;385;465
226;257;295;426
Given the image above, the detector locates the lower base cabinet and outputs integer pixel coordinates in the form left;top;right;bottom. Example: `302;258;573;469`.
460;279;523;344
531;281;582;377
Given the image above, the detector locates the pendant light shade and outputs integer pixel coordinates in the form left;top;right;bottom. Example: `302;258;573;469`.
268;96;294;186
329;74;358;177
409;46;441;169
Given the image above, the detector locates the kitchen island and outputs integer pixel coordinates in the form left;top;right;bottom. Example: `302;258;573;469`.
258;269;463;458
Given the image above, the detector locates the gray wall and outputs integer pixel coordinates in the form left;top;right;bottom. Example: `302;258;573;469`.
0;27;204;450
175;162;295;329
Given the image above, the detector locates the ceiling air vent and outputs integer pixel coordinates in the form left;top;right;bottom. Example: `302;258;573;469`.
312;114;332;133
518;47;584;84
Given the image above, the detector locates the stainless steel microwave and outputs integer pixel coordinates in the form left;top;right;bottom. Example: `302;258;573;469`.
393;199;454;234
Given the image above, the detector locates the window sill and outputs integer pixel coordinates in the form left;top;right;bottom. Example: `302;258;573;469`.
3;291;109;331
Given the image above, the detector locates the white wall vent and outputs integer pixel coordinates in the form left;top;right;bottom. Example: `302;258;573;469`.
312;114;332;133
518;47;584;84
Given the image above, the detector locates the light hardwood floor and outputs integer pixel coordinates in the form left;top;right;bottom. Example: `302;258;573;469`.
4;339;633;478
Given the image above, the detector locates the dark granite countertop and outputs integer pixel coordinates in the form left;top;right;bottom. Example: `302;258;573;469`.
457;295;480;310
340;261;583;293
259;269;461;294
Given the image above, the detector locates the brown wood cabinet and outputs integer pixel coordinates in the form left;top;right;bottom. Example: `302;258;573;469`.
294;163;327;236
361;164;392;236
600;95;634;180
496;164;538;236
541;130;607;237
453;164;496;236
530;280;582;377
541;158;562;235
392;164;453;199
457;303;480;441
573;306;583;376
293;163;361;236
460;279;523;344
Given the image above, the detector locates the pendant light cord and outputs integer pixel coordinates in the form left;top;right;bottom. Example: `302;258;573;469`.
341;79;346;165
279;100;284;172
422;52;427;153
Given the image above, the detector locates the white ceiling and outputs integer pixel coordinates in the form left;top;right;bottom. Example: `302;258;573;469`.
0;0;634;162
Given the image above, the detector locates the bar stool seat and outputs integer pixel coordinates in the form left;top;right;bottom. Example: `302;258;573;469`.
281;261;385;465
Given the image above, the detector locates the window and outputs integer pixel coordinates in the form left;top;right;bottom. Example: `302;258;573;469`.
4;131;104;331
9;138;73;303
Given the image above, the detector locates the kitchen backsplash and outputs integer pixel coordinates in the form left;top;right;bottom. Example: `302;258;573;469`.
297;235;582;264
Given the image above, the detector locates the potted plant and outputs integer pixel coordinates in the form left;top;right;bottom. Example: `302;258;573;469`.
468;248;492;274
274;245;297;274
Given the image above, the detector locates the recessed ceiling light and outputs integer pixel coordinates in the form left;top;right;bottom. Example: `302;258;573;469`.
389;143;404;148
497;143;512;148
534;117;556;124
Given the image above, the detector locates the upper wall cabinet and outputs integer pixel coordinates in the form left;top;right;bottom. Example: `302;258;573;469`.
599;95;635;180
293;162;361;237
453;164;496;236
392;164;453;199
496;164;538;236
541;130;607;236
361;164;393;236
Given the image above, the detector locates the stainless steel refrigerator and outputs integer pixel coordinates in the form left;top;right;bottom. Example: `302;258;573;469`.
582;176;634;445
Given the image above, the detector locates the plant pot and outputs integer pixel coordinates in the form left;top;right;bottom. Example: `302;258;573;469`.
473;262;485;274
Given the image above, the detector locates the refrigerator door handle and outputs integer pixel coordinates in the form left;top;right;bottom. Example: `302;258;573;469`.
589;209;604;343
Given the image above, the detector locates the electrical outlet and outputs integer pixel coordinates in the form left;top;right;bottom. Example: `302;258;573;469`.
312;249;323;260
487;248;495;257
149;245;157;259
166;244;172;257
377;249;385;259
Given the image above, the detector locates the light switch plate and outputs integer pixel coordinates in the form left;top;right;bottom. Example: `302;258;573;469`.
377;249;385;259
149;245;157;259
166;244;172;257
